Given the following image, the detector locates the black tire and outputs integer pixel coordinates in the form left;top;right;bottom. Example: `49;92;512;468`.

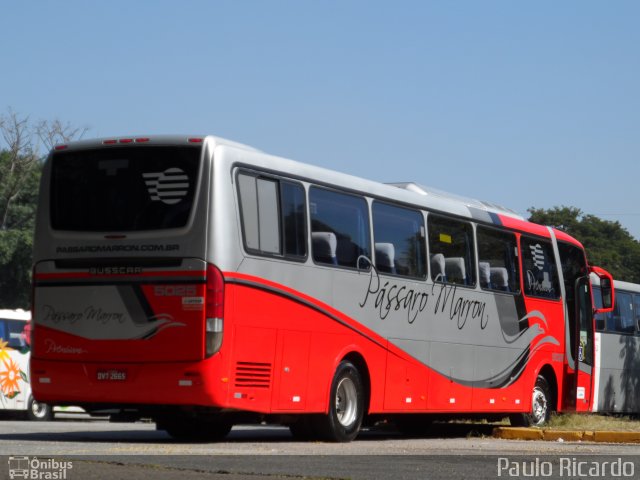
158;417;232;442
510;375;552;427
26;396;53;421
313;361;364;442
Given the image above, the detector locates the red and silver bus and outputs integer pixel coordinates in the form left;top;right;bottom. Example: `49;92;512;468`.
31;135;614;441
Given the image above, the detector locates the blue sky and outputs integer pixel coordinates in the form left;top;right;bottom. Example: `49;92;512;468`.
2;1;639;240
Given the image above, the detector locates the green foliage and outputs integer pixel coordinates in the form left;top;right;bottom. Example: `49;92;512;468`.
0;229;34;308
0;150;42;309
528;206;640;283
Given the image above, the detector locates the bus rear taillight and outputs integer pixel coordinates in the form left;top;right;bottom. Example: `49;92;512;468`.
205;264;224;357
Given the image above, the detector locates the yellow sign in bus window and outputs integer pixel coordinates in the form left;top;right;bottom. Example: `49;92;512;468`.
439;233;452;244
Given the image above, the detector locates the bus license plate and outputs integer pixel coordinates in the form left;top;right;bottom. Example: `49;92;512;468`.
96;369;127;381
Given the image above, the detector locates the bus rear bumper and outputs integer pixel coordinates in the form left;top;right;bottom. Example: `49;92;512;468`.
30;357;229;408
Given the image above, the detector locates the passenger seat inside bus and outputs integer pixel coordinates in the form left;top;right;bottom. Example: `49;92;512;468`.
490;267;510;292
479;261;491;289
375;243;396;275
430;253;446;282
312;232;338;265
445;257;467;285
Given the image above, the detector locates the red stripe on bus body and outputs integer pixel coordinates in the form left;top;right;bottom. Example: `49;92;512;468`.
498;214;584;248
497;214;551;237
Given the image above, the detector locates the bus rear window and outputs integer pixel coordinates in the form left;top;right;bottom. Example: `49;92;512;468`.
50;146;201;231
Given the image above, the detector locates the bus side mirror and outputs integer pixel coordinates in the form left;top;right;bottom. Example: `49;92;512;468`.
590;266;614;314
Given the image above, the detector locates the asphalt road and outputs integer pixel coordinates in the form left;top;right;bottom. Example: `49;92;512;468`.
0;417;639;480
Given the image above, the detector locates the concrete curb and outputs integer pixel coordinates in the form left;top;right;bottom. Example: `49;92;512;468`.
493;427;640;444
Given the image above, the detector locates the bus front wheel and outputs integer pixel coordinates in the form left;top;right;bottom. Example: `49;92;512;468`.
510;375;552;427
313;360;364;442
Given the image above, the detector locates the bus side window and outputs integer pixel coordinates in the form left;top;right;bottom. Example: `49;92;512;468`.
427;215;475;286
281;182;307;258
613;291;634;334
237;172;307;260
521;237;560;300
477;226;520;294
238;173;281;255
309;187;370;269
372;202;426;279
592;286;607;331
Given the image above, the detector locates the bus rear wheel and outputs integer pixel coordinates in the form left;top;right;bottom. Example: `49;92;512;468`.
313;360;364;442
510;375;552;427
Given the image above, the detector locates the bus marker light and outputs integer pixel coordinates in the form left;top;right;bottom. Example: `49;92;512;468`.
449;398;456;404
54;145;68;150
39;377;51;384
489;398;495;404
292;396;301;403
188;137;203;143
515;399;521;405
102;139;118;144
119;138;133;144
178;380;193;387
221;377;229;383
405;397;412;404
135;138;150;143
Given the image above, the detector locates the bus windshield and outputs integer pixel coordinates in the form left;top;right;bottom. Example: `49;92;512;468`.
50;146;201;232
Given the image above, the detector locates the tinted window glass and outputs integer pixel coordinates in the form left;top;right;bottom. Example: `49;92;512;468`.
310;188;370;268
593;286;606;331
521;237;560;299
237;173;306;260
281;182;307;258
477;227;520;293
0;319;27;349
428;215;475;286
256;179;281;254
612;291;635;334
372;202;425;278
238;174;260;250
635;294;640;333
51;146;200;231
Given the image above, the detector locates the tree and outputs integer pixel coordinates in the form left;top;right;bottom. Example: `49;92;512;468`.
0;110;40;231
528;206;640;283
0;108;87;308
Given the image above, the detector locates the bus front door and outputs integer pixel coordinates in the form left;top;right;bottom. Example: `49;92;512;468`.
574;276;595;412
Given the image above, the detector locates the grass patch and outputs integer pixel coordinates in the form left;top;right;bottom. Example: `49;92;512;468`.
545;413;640;432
